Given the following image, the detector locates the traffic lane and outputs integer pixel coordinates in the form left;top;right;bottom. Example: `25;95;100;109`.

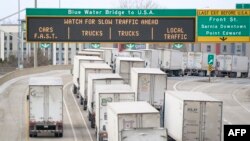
0;70;74;141
65;82;97;141
63;82;94;141
0;78;27;141
29;72;76;141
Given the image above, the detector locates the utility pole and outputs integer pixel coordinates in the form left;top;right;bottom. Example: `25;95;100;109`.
18;0;21;68
34;0;38;67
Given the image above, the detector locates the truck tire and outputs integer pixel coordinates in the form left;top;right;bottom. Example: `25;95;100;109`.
91;119;95;128
55;133;58;137
88;112;91;121
80;98;83;105
59;133;63;137
83;100;87;110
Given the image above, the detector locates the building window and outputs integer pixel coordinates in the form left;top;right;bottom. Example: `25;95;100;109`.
236;45;241;52
223;45;227;52
207;45;211;52
10;43;13;50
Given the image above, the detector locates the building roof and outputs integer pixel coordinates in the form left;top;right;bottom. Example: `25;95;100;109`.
29;77;63;86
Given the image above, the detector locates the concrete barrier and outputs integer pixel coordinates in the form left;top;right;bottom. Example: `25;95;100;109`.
0;65;72;86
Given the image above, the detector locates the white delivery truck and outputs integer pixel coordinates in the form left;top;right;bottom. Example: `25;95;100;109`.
115;57;145;84
72;56;104;94
164;91;223;141
95;85;135;141
77;50;102;57
28;77;63;137
216;55;249;78
183;52;203;76
141;49;161;68
100;47;113;66
160;49;183;76
131;68;167;110
83;49;105;59
107;102;161;141
79;63;112;110
87;73;124;128
121;128;168;141
112;49;143;70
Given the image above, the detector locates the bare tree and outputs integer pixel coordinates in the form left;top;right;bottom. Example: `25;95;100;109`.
119;0;158;8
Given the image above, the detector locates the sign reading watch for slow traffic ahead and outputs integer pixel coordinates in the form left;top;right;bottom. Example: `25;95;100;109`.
27;17;195;42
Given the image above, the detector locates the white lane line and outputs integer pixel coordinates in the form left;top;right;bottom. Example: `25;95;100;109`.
173;81;183;91
70;85;94;141
231;84;250;113
223;119;232;125
63;82;78;141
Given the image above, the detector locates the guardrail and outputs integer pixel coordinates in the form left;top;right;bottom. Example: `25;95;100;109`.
0;65;72;86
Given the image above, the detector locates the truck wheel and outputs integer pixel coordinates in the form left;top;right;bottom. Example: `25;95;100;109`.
55;133;58;137
59;133;63;137
29;133;33;137
83;100;87;110
91;119;95;128
80;99;83;105
88;112;91;121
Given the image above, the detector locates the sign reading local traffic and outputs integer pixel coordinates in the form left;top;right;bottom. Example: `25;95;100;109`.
26;9;196;43
197;10;250;42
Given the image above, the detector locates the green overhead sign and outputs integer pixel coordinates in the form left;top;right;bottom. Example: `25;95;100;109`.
90;43;100;49
26;8;196;17
236;4;250;9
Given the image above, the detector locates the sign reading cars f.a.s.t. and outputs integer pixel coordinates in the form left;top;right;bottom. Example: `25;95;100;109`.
26;8;196;43
224;125;250;141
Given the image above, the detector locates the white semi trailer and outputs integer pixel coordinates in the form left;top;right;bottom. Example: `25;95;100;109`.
107;102;161;141
115;57;145;84
121;128;168;141
164;91;223;141
79;63;112;110
95;85;135;141
28;77;63;137
72;56;104;94
216;55;248;78
87;73;124;128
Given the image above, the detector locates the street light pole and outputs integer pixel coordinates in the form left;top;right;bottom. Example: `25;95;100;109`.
18;0;21;68
34;0;38;67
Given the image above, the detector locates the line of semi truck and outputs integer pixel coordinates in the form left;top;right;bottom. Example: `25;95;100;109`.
28;47;244;140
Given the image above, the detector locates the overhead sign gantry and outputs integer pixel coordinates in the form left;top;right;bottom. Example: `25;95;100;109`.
26;8;196;42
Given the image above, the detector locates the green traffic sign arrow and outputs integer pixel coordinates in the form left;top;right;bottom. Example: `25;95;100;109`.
208;54;214;65
91;43;100;48
40;43;51;48
126;43;135;49
174;43;183;49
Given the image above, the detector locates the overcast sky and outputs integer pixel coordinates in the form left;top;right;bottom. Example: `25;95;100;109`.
0;0;249;23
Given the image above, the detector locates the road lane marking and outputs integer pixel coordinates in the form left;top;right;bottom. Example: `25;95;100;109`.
64;82;78;141
231;84;250;113
70;85;94;141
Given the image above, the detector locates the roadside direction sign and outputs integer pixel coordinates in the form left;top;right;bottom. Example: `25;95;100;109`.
208;54;214;65
40;43;51;48
197;10;250;42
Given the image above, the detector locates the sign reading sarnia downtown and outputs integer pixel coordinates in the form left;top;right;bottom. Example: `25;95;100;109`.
197;10;250;42
26;9;196;42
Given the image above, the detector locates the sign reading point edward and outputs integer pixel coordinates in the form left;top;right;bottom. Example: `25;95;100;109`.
224;125;250;141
